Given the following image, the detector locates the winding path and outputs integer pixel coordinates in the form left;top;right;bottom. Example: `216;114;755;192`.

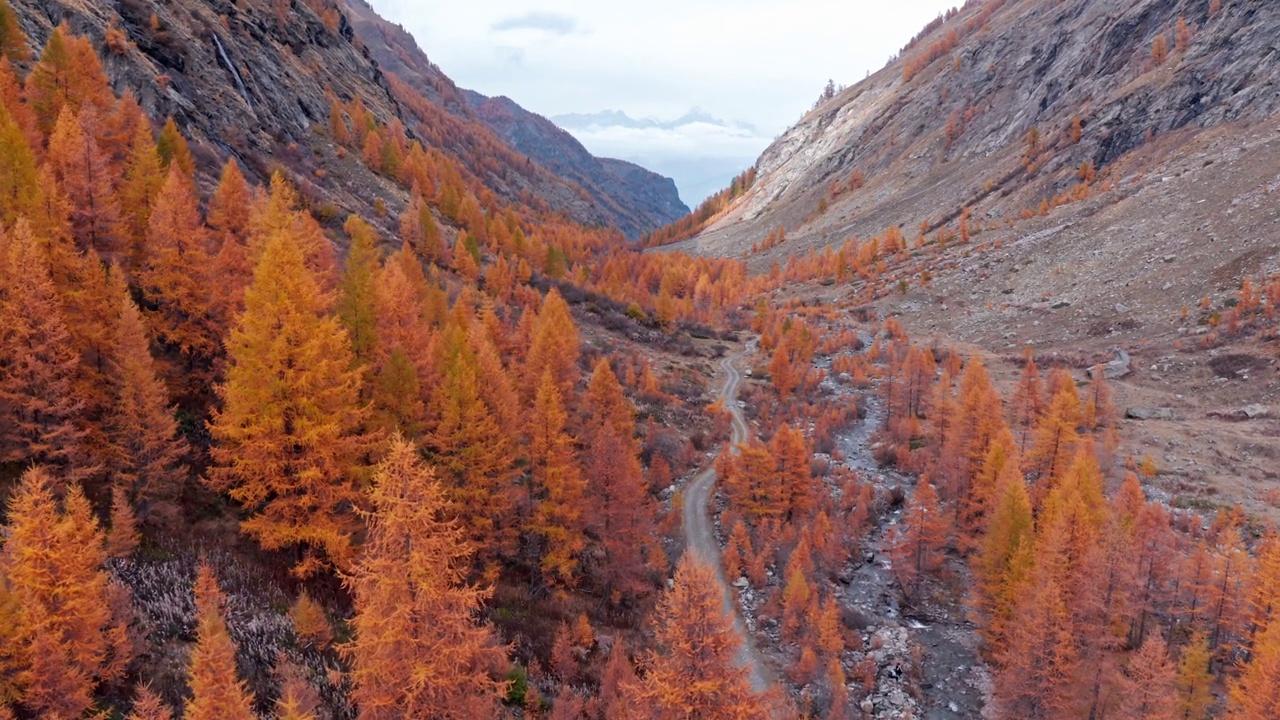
681;349;773;693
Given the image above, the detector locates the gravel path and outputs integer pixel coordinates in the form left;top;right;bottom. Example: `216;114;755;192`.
680;350;773;693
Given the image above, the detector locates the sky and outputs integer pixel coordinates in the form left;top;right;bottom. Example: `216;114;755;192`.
366;0;960;203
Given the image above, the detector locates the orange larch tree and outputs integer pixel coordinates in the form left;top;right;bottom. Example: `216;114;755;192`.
104;285;189;522
975;467;1035;649
584;424;660;604
126;686;175;720
993;567;1080;720
1026;378;1082;490
887;480;949;602
207;225;370;578
523;288;581;405
0;467;129;718
46;106;123;257
118;121;164;271
0;102;40;228
206;159;255;329
337;214;381;371
424;321;520;577
140;163;219;401
0;0;28;63
1116;635;1177;720
155;117;196;179
636;554;762;719
1007;348;1043;455
1176;631;1214;720
1227;618;1280;720
0;220;94;478
770;424;812;521
23;24;113;136
527;371;589;588
183;565;257;720
342;435;507;719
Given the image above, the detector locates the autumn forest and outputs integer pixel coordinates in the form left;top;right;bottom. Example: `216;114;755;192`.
2;1;1280;719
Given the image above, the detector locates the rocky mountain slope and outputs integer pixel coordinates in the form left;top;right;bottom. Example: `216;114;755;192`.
464;90;688;239
10;0;681;240
343;0;688;238
677;0;1280;259
671;0;1280;520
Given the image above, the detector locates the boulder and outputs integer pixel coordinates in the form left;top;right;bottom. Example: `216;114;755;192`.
1088;348;1131;379
1126;407;1177;421
1242;404;1270;420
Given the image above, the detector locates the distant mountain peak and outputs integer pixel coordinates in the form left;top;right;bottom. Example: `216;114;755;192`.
552;108;757;135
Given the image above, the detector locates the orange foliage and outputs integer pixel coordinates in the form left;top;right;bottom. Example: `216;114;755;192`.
636;555;762;717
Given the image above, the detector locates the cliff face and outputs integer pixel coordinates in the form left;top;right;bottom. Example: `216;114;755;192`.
675;0;1280;260
8;0;681;240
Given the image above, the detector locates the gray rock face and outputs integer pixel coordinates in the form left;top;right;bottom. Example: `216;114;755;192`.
674;0;1280;261
1089;348;1132;379
1242;404;1269;420
1126;407;1177;421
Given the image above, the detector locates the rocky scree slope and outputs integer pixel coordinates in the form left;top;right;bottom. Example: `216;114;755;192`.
675;0;1280;264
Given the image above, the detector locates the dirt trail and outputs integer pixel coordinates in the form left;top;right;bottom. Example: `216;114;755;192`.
681;349;773;693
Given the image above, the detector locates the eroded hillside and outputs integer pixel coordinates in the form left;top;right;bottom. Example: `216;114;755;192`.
670;0;1280;521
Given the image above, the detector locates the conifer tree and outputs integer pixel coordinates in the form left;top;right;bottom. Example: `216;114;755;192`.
425;321;520;575
105;486;141;558
156;117;196;179
343;435;506;719
47;106;123;256
337;214;381;370
599;639;640;720
0;220;94;477
993;567;1079;719
0;468;129;717
1027;381;1082;485
373;245;438;386
0;102;40;228
771;424;812;521
584;424;659;603
975;468;1035;648
127;686;175;720
1175;632;1213;720
207;225;369;577
584;358;636;442
207;159;254;327
1227;618;1280;720
1116;635;1177;720
369;346;426;436
0;0;28;63
887;480;949;602
524;288;581;404
184;565;257;720
24;24;113;135
528;371;588;588
0;57;38;150
104;286;188;516
118;121;165;270
140;163;219;399
637;554;761;719
275;660;322;720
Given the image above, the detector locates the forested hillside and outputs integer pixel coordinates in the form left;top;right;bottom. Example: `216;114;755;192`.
3;0;1280;718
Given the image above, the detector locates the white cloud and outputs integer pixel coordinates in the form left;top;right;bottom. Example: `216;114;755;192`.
491;12;580;36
